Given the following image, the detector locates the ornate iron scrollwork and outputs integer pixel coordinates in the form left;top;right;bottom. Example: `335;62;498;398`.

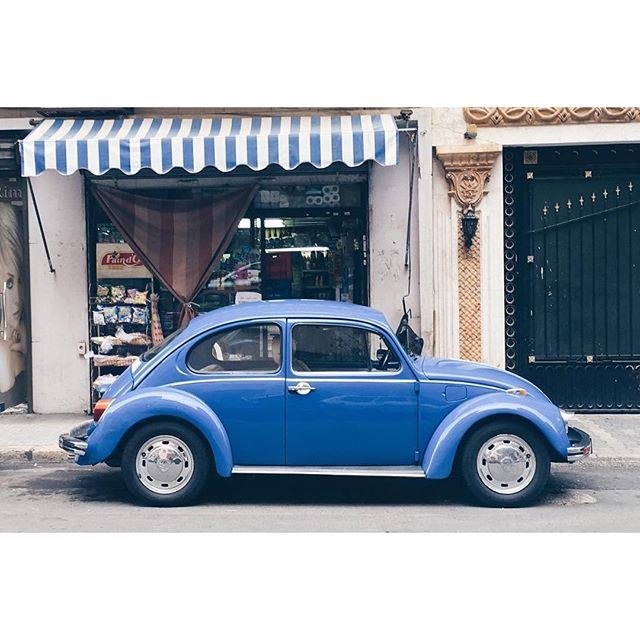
503;150;518;372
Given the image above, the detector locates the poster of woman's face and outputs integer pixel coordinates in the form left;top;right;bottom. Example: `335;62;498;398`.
0;192;26;409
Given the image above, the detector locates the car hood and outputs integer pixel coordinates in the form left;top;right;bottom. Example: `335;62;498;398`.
415;356;551;402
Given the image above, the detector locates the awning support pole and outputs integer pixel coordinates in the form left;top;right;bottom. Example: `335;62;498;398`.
26;177;55;273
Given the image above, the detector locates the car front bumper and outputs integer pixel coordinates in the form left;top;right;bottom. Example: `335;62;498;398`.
567;426;592;461
58;420;91;459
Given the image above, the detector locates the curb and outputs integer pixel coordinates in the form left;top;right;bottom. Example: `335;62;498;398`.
0;447;68;464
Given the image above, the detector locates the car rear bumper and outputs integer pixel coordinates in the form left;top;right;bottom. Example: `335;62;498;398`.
567;426;592;462
58;420;91;458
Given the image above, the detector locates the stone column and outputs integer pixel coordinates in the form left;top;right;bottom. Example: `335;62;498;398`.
435;145;501;361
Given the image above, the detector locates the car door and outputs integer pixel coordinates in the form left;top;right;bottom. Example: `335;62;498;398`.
171;320;286;465
285;319;419;466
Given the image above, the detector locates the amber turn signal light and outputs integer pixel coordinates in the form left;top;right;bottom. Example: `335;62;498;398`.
93;398;113;422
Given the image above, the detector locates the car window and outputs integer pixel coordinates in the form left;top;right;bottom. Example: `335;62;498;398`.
187;323;282;373
140;327;186;362
291;324;401;373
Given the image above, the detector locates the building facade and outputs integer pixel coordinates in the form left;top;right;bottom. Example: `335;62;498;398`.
0;108;432;414
432;107;640;411
1;106;639;415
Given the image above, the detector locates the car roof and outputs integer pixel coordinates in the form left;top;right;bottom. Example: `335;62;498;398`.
183;300;391;337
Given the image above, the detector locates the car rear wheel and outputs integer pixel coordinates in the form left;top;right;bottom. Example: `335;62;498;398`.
459;420;550;508
121;421;212;507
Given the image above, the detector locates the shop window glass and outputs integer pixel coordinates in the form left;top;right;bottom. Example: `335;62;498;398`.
203;181;367;313
91;178;368;347
187;323;281;374
291;325;401;373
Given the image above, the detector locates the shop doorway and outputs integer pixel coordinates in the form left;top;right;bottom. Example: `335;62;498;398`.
85;164;369;404
505;145;640;411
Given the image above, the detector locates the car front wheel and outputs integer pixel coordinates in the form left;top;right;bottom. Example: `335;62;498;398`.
459;421;551;507
121;421;212;506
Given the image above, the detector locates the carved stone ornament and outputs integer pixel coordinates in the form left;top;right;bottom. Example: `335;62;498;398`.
435;145;502;209
463;107;640;127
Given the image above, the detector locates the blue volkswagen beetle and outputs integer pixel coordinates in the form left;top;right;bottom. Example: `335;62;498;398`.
59;300;592;507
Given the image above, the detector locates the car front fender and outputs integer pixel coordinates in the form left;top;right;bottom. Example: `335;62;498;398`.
78;387;233;476
421;392;570;479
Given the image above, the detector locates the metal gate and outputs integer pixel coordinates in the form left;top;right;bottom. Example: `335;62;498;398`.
504;145;640;411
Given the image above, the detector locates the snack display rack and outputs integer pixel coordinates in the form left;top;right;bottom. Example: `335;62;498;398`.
89;276;154;404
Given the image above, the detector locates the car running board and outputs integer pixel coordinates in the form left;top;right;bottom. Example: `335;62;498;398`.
231;465;425;478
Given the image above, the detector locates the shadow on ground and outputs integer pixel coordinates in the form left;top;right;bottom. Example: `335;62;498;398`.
1;460;607;509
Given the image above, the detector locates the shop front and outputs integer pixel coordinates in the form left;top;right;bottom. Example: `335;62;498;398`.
18;111;424;413
84;165;371;402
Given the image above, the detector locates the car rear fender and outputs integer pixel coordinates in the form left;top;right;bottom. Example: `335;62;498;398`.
421;392;570;479
78;387;233;476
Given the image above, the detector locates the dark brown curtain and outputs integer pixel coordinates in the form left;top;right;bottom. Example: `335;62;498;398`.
92;183;258;325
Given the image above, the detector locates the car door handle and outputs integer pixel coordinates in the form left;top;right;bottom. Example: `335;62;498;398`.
287;382;316;395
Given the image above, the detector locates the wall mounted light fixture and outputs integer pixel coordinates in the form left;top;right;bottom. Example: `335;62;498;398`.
461;207;478;249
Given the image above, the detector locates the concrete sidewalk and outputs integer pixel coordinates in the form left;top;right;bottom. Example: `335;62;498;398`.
0;413;86;463
0;412;639;464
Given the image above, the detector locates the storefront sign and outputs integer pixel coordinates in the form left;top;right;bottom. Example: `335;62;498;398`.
97;243;152;279
0;179;22;204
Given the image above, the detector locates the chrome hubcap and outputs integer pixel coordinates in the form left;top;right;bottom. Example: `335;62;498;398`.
476;434;536;495
135;435;194;495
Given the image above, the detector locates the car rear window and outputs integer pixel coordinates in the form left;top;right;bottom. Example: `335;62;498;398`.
140;327;186;362
187;323;281;373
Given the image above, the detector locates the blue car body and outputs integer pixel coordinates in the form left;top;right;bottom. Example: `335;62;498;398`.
75;300;577;479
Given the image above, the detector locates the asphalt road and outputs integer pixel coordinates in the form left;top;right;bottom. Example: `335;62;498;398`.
1;458;640;532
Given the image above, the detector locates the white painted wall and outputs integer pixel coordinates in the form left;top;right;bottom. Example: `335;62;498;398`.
431;157;460;359
27;171;90;414
369;109;431;345
479;152;505;368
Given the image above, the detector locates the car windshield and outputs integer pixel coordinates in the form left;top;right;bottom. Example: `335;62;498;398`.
140;327;186;362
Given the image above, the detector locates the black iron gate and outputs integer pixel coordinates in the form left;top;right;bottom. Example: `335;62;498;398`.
505;145;640;411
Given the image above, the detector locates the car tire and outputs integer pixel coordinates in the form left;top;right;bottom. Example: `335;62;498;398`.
459;420;550;508
121;421;212;507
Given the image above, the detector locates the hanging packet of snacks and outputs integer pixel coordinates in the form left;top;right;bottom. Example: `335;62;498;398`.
92;310;105;325
96;284;110;300
131;306;147;324
110;285;126;302
103;307;118;324
126;288;148;305
116;306;132;323
99;336;117;354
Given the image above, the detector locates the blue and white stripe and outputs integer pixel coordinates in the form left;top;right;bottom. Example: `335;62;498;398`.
19;114;399;177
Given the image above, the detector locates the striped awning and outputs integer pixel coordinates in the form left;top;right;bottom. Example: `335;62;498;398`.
19;114;399;177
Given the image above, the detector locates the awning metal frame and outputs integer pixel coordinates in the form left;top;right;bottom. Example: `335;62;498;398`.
26;177;55;273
